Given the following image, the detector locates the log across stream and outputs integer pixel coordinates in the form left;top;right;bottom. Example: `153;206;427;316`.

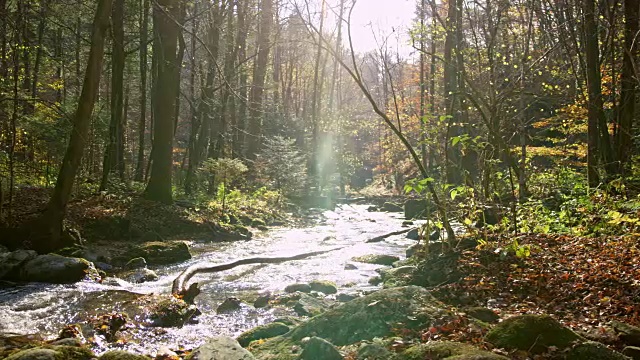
0;204;419;355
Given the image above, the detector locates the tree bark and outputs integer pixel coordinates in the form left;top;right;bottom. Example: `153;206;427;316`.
135;0;150;182
144;0;180;204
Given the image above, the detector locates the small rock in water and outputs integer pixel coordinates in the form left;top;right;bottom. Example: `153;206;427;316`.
336;293;358;302
284;283;312;293
293;294;332;317
406;228;420;240
217;297;243;314
99;350;149;360
402;220;414;227
237;322;290;347
124;257;147;270
156;345;178;358
130;268;159;283
351;254;400;266
344;263;358;270
253;293;272;308
309;280;338;295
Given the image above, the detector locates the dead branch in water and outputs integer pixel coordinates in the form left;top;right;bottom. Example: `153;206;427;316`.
366;228;413;243
171;247;344;298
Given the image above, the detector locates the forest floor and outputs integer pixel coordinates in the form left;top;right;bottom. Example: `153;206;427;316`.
418;233;640;358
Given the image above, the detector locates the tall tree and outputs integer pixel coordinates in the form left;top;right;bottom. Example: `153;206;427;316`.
246;0;274;159
145;0;180;204
135;0;150;182
25;0;113;253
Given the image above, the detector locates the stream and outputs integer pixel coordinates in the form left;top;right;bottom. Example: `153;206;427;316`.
0;204;419;356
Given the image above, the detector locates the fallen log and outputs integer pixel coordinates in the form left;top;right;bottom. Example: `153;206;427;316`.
171;247;344;299
366;228;413;243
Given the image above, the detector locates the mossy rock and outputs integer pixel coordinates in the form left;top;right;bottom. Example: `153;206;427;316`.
351;254;399;266
251;286;446;359
564;341;630;360
379;266;417;288
130;241;191;265
485;314;581;354
309;280;338;294
99;350;151;360
5;345;95;360
465;307;500;324
394;341;508;360
237;322;290;347
356;343;392;360
145;296;198;327
299;337;342;360
284;283;311;293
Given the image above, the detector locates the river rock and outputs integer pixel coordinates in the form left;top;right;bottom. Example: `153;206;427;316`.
309;280;338;295
336;293;358;302
187;336;255;360
144;295;199;327
128;268;159;283
381;202;403;213
5;345;95;360
351;254;399;266
406;244;421;258
0;250;37;280
124;257;147;270
129;241;191;265
99;350;150;359
406;228;420;240
404;199;429;219
285;283;312;293
237;322;290;347
251;286;449;359
395;341;508;360
344;263;358;270
19;254;99;283
357;343;392;360
293;293;332;317
379;266;417;288
254;293;272;308
217;297;243;314
485;314;582;354
300;337;343;360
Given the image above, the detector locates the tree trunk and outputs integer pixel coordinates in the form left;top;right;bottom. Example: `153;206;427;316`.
135;0;150;182
144;0;180;204
615;0;639;175
25;0;113;253
101;0;125;190
246;0;273;159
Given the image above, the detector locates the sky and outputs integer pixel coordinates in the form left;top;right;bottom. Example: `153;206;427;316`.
348;0;417;57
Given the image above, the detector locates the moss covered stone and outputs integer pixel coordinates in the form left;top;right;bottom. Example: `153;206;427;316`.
309;280;338;294
395;341;508;360
565;341;630;360
5;345;95;360
251;286;446;359
284;283;311;293
130;241;191;265
237;322;290;347
351;254;399;266
485;314;581;354
98;350;151;360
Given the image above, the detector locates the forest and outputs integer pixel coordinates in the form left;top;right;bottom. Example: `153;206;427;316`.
1;0;640;359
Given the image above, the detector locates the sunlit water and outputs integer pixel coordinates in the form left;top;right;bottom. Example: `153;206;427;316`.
0;204;419;356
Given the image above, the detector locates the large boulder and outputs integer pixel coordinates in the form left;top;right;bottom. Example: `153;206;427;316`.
351;254;399;266
395;341;508;360
129;241;191;265
613;321;640;347
381;202;403;213
299;337;343;360
187;337;255;360
378;266;417;288
250;286;448;359
285;283;312;293
0;250;37;280
20;254;99;283
237;322;290;347
485;314;582;354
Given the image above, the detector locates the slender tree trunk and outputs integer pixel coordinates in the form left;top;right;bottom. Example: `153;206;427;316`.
135;0;150;182
101;0;125;190
145;0;180;204
310;0;326;184
247;0;273;159
234;0;249;158
25;0;113;253
615;0;639;175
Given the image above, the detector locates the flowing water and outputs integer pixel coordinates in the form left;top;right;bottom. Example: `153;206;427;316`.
0;204;419;356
